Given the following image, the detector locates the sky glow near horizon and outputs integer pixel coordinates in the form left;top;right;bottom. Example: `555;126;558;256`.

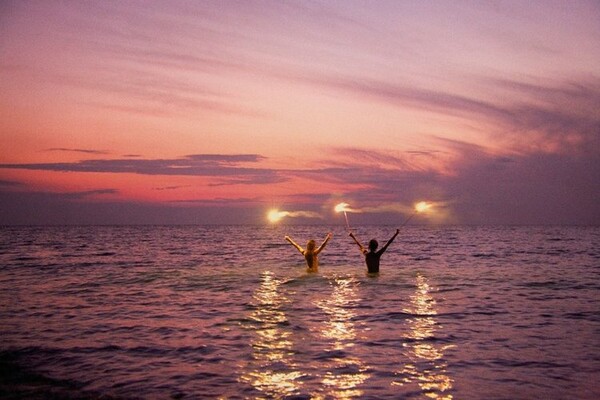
1;1;599;225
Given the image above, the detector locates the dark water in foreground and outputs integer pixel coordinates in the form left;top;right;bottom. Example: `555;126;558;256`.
0;225;599;399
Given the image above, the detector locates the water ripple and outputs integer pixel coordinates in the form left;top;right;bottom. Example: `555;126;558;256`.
0;225;598;399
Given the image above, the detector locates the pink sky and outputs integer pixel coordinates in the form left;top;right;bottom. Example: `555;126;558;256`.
1;1;599;225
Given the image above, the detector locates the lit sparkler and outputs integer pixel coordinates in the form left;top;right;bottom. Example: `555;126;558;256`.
267;209;290;223
415;201;432;213
400;201;433;227
267;209;321;223
334;202;352;230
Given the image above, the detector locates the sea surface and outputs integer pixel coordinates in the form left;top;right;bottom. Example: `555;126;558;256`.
0;225;599;399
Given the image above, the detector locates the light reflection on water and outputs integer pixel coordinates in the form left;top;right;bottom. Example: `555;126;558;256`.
242;273;370;399
2;226;598;398
316;276;369;399
241;271;303;397
395;273;454;399
242;272;452;398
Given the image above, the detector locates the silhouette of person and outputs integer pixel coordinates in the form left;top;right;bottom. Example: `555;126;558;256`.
285;233;332;273
349;229;399;274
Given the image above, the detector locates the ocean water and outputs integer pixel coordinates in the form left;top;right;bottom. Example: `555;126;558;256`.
0;225;598;399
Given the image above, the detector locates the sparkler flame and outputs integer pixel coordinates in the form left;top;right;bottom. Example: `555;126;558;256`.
334;202;353;229
267;209;290;223
267;209;322;223
415;201;432;213
335;202;352;213
269;201;434;225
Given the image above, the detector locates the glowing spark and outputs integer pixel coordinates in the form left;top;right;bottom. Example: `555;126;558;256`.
334;202;352;230
415;201;432;213
400;201;433;227
267;209;289;223
335;202;351;213
267;209;322;223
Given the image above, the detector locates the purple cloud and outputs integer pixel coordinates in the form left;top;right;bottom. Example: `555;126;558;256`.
153;185;191;191
0;179;24;187
45;148;109;155
443;146;600;225
0;154;288;186
293;72;600;154
1;143;598;225
292;73;509;121
0;189;263;225
62;189;119;200
317;142;600;225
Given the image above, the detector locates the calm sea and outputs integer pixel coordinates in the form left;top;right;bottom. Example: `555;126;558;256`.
0;225;598;399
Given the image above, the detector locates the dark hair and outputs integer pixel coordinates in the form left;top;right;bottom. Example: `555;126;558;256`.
368;239;378;251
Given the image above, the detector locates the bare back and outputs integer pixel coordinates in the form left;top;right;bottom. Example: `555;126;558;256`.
285;233;331;273
303;250;319;272
364;250;383;273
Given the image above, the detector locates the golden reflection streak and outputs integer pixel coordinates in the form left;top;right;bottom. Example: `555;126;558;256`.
394;274;454;399
241;271;302;397
315;277;370;399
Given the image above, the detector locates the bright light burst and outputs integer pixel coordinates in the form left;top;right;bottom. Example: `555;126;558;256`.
399;201;434;227
267;209;290;223
334;202;352;229
415;201;432;213
334;202;352;213
267;209;322;223
269;202;433;225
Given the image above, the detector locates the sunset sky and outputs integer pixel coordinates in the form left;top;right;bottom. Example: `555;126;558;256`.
1;1;599;225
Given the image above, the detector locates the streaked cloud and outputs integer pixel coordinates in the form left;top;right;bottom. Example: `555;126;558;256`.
295;72;600;152
153;185;191;191
1;140;598;224
62;189;119;200
0;179;23;187
1;1;598;225
0;189;262;225
46;148;109;155
0;154;286;185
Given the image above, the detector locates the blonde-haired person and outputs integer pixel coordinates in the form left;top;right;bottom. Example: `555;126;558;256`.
284;233;332;273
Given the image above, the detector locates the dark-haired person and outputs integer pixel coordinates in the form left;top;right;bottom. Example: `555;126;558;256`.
349;229;399;274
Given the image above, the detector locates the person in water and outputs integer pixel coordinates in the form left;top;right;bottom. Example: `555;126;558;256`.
284;233;332;273
349;229;400;273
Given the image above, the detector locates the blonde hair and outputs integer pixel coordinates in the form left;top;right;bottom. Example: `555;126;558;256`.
306;239;316;251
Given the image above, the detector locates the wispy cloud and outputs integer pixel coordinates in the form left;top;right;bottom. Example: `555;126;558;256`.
285;68;600;153
0;179;24;187
292;73;509;121
1;1;598;225
487;79;600;154
46;148;109;155
326;147;445;173
1;143;599;224
0;187;118;201
0;154;286;185
0;189;263;225
170;197;263;206
62;189;119;200
153;185;190;191
319;141;600;225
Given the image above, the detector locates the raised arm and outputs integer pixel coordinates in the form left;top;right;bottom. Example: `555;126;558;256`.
285;235;304;254
349;231;366;254
378;229;400;255
315;233;332;254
